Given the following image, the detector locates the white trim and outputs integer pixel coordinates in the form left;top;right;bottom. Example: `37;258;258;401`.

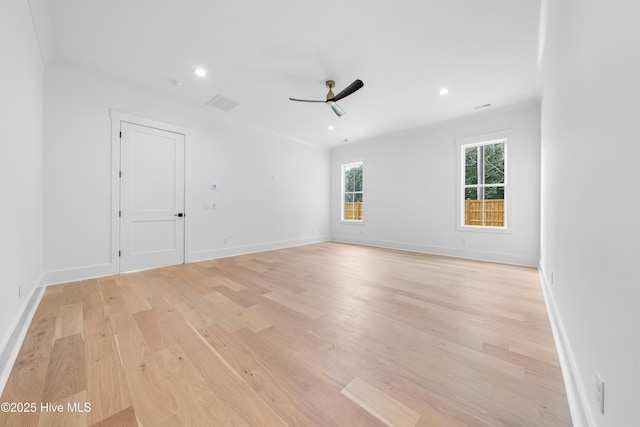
40;263;117;286
27;0;56;64
189;236;331;263
0;279;45;395
110;110;190;135
110;110;190;273
456;130;513;233
340;160;365;223
110;115;121;274
339;220;366;226
38;237;330;285
538;263;593;427
331;235;538;267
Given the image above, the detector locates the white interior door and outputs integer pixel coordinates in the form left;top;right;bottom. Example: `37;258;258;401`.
120;122;185;272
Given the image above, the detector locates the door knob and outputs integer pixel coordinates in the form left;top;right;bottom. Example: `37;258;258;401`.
175;213;184;217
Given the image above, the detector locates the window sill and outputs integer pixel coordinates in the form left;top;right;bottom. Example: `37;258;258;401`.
340;220;365;226
457;225;512;234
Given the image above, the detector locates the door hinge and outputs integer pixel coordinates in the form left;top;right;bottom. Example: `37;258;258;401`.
119;210;121;217
119;250;121;257
119;131;122;138
119;171;122;178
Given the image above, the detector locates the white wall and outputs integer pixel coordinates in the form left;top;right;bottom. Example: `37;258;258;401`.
331;102;541;266
43;61;330;283
0;0;45;365
539;0;640;426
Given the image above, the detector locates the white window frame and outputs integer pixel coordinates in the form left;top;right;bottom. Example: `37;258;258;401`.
456;130;512;233
341;161;364;223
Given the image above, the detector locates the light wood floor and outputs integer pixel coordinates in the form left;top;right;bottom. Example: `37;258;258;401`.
0;242;571;426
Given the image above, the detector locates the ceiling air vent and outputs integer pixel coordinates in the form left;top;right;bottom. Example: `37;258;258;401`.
206;94;240;112
474;103;492;110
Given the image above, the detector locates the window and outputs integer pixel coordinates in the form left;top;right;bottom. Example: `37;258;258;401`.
461;138;506;228
342;162;363;221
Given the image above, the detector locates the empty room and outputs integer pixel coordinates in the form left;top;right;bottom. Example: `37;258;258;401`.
1;0;638;426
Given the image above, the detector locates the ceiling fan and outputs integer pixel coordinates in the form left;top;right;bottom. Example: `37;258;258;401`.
289;79;364;117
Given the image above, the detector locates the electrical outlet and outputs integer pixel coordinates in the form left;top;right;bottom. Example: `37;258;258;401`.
596;372;605;414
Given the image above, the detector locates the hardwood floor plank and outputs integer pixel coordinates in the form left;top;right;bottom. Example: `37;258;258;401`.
203;291;271;333
153;300;289;426
36;390;89;427
215;286;261;308
153;344;250;426
85;320;132;425
211;275;247;292
116;282;152;314
30;289;63;322
42;333;86;403
199;324;339;426
54;303;84;340
263;290;324;319
133;309;177;352
508;340;561;367
89;406;138;427
113;329;178;426
341;376;421;427
99;279;128;316
82;291;105;322
60;281;84;306
0;316;57;427
107;312;138;335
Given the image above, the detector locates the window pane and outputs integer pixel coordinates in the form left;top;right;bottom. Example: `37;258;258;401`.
345;193;354;204
483;143;505;184
485;186;504;200
354;166;363;192
353;193;363;203
344;168;353;192
344;164;363;193
465;187;478;200
465;147;478;185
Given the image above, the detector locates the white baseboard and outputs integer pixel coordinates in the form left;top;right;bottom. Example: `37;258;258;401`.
0;280;45;395
331;235;538;267
40;238;332;285
537;263;593;427
40;262;118;286
188;236;331;263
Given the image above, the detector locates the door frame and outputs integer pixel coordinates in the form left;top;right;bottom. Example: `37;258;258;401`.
110;110;191;273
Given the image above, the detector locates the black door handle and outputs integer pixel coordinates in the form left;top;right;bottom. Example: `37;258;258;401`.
175;213;184;217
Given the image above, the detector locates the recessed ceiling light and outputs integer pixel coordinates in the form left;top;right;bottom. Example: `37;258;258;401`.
439;88;449;96
194;68;207;77
328;125;334;131
169;79;182;86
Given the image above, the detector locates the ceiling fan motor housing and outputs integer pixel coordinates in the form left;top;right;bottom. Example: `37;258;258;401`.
326;80;336;101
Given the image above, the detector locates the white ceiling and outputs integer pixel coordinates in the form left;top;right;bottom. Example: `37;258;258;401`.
46;0;541;147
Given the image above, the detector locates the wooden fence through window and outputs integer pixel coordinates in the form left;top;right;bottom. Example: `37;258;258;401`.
344;202;363;221
465;199;504;227
344;201;502;225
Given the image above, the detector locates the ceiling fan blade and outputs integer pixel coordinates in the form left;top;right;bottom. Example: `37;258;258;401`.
332;79;364;102
289;97;326;103
330;102;346;117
